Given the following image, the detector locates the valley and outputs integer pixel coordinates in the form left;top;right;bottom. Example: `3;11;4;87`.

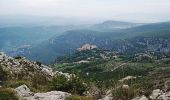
0;20;170;100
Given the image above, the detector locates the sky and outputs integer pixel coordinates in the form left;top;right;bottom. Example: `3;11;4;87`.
0;0;170;23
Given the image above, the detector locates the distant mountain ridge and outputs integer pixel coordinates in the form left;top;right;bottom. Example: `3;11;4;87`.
17;21;170;64
92;20;142;30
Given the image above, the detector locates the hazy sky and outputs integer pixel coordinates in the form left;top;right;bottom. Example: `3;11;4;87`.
0;0;170;22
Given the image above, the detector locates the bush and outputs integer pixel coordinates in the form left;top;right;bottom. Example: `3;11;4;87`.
35;61;42;66
5;80;30;88
14;56;22;59
0;66;7;85
112;86;137;100
50;75;87;95
31;73;49;89
0;88;19;100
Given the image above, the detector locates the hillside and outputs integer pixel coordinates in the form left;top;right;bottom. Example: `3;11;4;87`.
0;21;170;99
1;50;170;99
20;22;170;64
0;25;86;54
51;48;170;99
0;52;89;100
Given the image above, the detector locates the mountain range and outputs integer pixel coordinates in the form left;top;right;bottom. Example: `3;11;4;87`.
0;20;170;64
11;21;170;64
1;19;170;100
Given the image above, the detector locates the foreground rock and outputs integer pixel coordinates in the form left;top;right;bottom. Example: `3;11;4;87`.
15;85;71;100
132;95;148;100
15;85;34;98
150;89;170;100
33;91;71;100
99;90;113;100
132;89;170;100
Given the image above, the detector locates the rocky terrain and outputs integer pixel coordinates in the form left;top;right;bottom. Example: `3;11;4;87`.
1;46;170;100
0;52;76;100
15;85;71;100
0;52;73;79
52;46;170;100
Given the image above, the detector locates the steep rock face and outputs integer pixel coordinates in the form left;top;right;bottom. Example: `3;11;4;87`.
127;37;170;54
15;85;71;100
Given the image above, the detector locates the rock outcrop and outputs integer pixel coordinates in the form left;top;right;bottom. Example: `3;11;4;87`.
100;90;113;100
118;76;136;82
15;85;34;99
0;52;72;80
132;95;148;100
15;85;71;100
150;89;170;100
132;89;170;100
77;44;97;51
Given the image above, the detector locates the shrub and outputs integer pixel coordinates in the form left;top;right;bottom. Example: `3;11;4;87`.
50;75;87;95
0;66;7;85
5;80;30;88
35;61;42;66
112;86;137;100
31;73;49;88
0;88;19;100
14;56;22;59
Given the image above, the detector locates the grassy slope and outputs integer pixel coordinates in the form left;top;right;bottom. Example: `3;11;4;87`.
51;52;170;98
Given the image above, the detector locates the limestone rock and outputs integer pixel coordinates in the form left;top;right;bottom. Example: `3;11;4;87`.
15;85;71;100
100;90;113;100
0;52;73;80
119;76;136;82
150;89;163;99
77;44;97;51
15;85;34;97
132;95;148;100
33;91;71;100
150;89;170;100
101;96;113;100
122;85;129;89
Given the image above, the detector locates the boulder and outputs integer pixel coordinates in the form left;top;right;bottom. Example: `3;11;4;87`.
119;76;136;82
100;90;113;100
15;84;34;97
149;89;170;100
100;96;113;100
15;85;71;100
149;89;163;99
156;92;170;100
122;85;129;89
132;95;148;100
33;91;71;100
